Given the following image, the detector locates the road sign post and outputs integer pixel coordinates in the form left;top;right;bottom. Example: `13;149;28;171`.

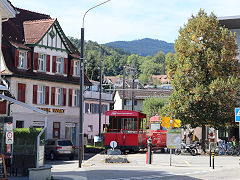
235;108;240;143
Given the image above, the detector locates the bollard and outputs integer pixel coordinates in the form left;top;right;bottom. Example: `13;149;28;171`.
147;137;152;164
210;149;211;167
212;151;215;169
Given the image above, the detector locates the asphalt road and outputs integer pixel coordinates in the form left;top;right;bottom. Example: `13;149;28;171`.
48;152;240;180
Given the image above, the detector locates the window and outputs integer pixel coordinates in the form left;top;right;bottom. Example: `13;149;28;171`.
16;121;24;128
88;125;93;132
56;88;63;106
56;57;64;74
38;54;47;71
73;90;79;107
102;104;108;114
85;103;89;113
37;86;46;104
92;104;99;114
73;61;80;76
126;100;131;106
19;51;27;69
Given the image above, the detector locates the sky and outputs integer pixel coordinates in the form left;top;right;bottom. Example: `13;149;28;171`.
9;0;240;44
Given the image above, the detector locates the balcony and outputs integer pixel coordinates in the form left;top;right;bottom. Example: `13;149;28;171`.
84;91;112;101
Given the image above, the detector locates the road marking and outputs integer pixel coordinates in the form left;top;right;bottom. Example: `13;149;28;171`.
184;160;191;166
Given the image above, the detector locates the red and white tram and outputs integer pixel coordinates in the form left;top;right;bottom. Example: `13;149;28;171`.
104;110;147;152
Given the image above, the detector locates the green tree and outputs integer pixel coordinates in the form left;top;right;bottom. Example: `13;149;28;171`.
142;97;168;128
166;10;240;130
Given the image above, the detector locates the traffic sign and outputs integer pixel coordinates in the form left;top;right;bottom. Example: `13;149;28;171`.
110;141;117;149
235;108;240;122
161;117;181;129
6;131;13;144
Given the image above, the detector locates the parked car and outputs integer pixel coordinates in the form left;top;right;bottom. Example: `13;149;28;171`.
45;139;76;160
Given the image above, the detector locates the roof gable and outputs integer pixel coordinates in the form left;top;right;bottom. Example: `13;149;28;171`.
24;18;55;44
24;19;76;54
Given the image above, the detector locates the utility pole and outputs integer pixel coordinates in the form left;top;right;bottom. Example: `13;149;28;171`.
131;69;135;111
98;61;102;136
131;73;135;111
79;0;111;168
122;66;125;110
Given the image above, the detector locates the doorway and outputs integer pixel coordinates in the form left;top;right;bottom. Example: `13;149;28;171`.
53;122;60;138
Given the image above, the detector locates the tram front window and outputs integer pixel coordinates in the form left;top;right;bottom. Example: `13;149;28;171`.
150;123;161;130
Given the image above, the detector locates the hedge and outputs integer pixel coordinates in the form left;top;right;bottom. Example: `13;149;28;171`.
13;127;44;154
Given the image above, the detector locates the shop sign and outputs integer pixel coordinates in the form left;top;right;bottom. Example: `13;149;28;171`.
33;121;45;127
38;107;65;114
65;123;75;127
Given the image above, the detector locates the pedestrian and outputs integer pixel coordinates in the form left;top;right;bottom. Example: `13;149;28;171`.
232;136;236;147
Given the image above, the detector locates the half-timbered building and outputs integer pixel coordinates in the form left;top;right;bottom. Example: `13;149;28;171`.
0;8;110;145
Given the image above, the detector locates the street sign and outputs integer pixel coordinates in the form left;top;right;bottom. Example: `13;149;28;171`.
6;131;13;144
235;108;240;122
5;123;13;131
94;136;103;143
161;117;181;129
110;141;117;149
166;129;181;149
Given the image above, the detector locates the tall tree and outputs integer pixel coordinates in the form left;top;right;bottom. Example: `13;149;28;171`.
142;97;168;128
166;10;240;130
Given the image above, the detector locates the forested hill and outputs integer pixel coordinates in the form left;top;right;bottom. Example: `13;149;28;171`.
68;37;175;85
104;38;175;57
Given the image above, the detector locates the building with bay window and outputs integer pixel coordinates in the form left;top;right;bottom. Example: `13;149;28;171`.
0;8;111;145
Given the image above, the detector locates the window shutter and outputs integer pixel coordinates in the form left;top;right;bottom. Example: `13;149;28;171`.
22;84;26;103
33;85;37;104
18;83;26;103
51;87;55;105
63;88;66;106
15;49;19;67
17;83;21;101
46;55;50;72
34;53;38;70
64;58;68;74
69;89;72;107
70;60;74;75
45;86;49;105
52;56;56;73
27;52;31;69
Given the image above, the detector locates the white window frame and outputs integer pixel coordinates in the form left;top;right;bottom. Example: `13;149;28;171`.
19;51;27;69
73;60;80;76
37;86;46;105
38;54;46;71
56;88;63;106
73;90;79;107
56;57;64;74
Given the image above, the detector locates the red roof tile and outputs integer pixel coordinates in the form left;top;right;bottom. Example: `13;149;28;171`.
24;19;55;44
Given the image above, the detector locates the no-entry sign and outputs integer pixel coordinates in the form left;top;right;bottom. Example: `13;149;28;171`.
6;131;13;144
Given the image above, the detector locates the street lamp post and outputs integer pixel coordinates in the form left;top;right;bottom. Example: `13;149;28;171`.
79;0;111;168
